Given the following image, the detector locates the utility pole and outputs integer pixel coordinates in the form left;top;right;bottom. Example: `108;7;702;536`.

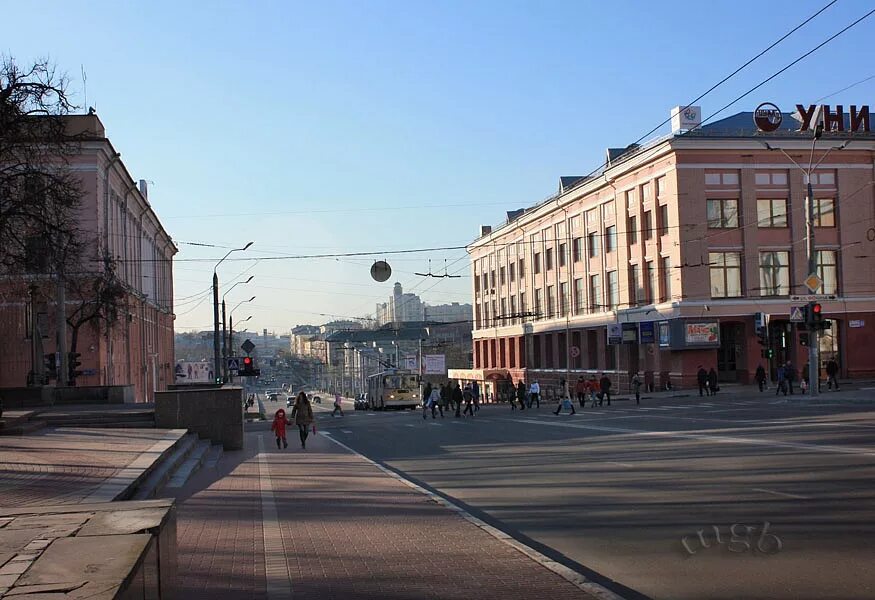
221;298;227;382
805;173;819;397
56;274;67;386
212;271;220;384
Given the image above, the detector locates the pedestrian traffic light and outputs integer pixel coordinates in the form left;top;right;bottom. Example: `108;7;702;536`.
68;352;83;383
811;302;823;328
765;348;774;360
239;355;260;377
799;332;810;347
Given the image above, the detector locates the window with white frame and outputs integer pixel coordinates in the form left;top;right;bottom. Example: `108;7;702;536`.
707;199;739;228
759;251;790;296
816;250;838;295
709;252;742;298
756;199;788;228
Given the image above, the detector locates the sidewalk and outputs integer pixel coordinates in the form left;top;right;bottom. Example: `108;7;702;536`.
173;429;611;600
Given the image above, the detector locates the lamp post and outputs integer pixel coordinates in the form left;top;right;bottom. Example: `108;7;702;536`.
228;295;256;357
764;131;845;397
228;314;252;379
222;276;254;381
213;242;253;384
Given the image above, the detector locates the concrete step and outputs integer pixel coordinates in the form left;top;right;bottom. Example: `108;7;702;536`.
204;443;224;469
165;440;211;489
0;419;46;436
40;410;156;428
130;433;200;500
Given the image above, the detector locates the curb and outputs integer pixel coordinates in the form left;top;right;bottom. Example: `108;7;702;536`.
322;432;639;600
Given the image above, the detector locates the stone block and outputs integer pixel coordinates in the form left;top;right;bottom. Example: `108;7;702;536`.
154;387;244;450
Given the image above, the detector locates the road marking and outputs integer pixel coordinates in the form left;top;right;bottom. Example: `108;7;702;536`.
341;430;353;434
752;487;809;500
607;461;635;468
405;423;416;428
428;422;443;426
367;413;376;415
257;436;293;598
321;433;628;600
516;418;875;458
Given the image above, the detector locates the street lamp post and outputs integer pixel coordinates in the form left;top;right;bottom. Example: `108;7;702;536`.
765;131;846;397
213;242;253;384
221;276;254;381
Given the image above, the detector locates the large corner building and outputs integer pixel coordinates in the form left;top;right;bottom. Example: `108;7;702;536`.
468;105;875;393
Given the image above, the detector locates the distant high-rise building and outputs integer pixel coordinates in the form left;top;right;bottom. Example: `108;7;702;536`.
376;282;425;325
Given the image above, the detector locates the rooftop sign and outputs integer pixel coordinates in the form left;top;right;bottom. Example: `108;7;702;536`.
754;103;871;133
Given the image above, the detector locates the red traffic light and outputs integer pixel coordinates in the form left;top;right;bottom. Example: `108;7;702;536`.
812;303;822;314
243;356;253;366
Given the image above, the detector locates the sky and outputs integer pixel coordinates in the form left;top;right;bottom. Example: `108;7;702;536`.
3;0;874;334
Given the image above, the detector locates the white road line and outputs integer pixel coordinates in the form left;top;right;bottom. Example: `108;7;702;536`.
257;436;292;598
404;423;416;427
751;487;810;500
428;422;443;426
341;430;353;434
367;413;376;415
607;461;635;468
516;418;875;458
320;434;627;600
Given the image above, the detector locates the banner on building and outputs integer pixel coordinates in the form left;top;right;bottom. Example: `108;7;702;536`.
639;321;655;344
658;321;671;347
423;354;446;375
622;322;639;344
685;322;719;345
175;361;213;383
607;323;623;345
402;355;418;370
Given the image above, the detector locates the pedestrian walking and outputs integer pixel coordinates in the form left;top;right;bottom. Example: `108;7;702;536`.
422;382;433;408
785;361;796;395
462;384;475;416
575;376;587;408
290;392;315;449
452;383;463;417
430;386;444;418
775;364;788;396
331;393;344;417
598;374;612;406
707;368;719;396
586;375;598;406
697;366;709;397
270;408;290;449
439;383;451;413
554;393;576;415
529;380;541;408
755;364;767;392
826;359;840;390
472;380;481;412
631;372;642;405
515;381;527;411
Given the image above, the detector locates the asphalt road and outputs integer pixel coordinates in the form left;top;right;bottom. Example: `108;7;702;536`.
300;390;875;600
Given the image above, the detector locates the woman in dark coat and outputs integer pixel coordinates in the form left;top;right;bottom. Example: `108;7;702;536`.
707;368;719;396
291;392;314;449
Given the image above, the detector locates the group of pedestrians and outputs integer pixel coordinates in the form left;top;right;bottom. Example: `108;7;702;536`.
422;381;482;419
696;366;720;397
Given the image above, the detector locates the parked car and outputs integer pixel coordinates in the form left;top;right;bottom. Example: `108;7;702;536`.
286;396;294;407
354;393;369;410
267;393;279;402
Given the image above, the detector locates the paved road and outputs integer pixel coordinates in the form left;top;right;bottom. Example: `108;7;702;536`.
306;392;875;600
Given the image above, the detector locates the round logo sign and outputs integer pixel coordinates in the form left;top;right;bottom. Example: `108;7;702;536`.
754;103;783;132
370;260;392;282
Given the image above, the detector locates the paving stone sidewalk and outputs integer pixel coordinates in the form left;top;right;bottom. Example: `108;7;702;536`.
0;427;183;507
174;429;606;600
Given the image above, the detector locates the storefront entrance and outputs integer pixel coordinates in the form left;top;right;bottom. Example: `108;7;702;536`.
717;322;744;382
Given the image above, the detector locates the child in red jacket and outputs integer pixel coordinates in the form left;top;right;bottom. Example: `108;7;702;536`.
271;408;290;449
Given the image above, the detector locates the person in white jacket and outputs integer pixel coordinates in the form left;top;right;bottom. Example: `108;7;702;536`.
424;386;443;419
529;381;541;408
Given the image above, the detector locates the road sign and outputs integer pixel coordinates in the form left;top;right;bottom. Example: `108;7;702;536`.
804;273;822;293
569;346;580;358
790;294;836;302
241;339;255;354
789;306;805;322
227;357;241;371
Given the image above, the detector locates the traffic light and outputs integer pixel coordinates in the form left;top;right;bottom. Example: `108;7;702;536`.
239;355;260;377
43;353;57;380
68;352;83;383
754;312;768;345
811;302;823;328
799;332;810;347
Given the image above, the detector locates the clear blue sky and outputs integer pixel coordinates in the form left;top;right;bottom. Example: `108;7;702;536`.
4;0;873;333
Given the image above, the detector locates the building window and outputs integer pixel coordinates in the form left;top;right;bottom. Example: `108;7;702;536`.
629;264;641;306
709;252;742;298
811;172;835;185
605;226;617;253
558;243;567;268
534;289;543;319
603;201;616;220
570;215;581;231
546;285;555;318
559;282;568;316
499;266;506;286
661;256;672;301
628;215;638;245
574;277;585;314
586;208;598;227
533;253;541;274
572;237;583;262
545;248;553;271
755;171;788;186
500;298;507;323
646;260;656;304
475;305;481;329
659;204;669;235
589;274;602;312
643;211;653;240
474;270;480;293
518;259;525;278
520;292;526;314
625;189;636;211
642;182;653;203
588;232;600;257
607;271;619;310
706;172;739;186
510;295;517;323
509;262;515;282
759;251;791;296
814;198;835;227
656;176;666;198
816;250;838;295
707;199;739;228
757;199;788;228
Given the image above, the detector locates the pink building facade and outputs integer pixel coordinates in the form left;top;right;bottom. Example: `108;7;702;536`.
469;110;875;392
0;115;176;402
